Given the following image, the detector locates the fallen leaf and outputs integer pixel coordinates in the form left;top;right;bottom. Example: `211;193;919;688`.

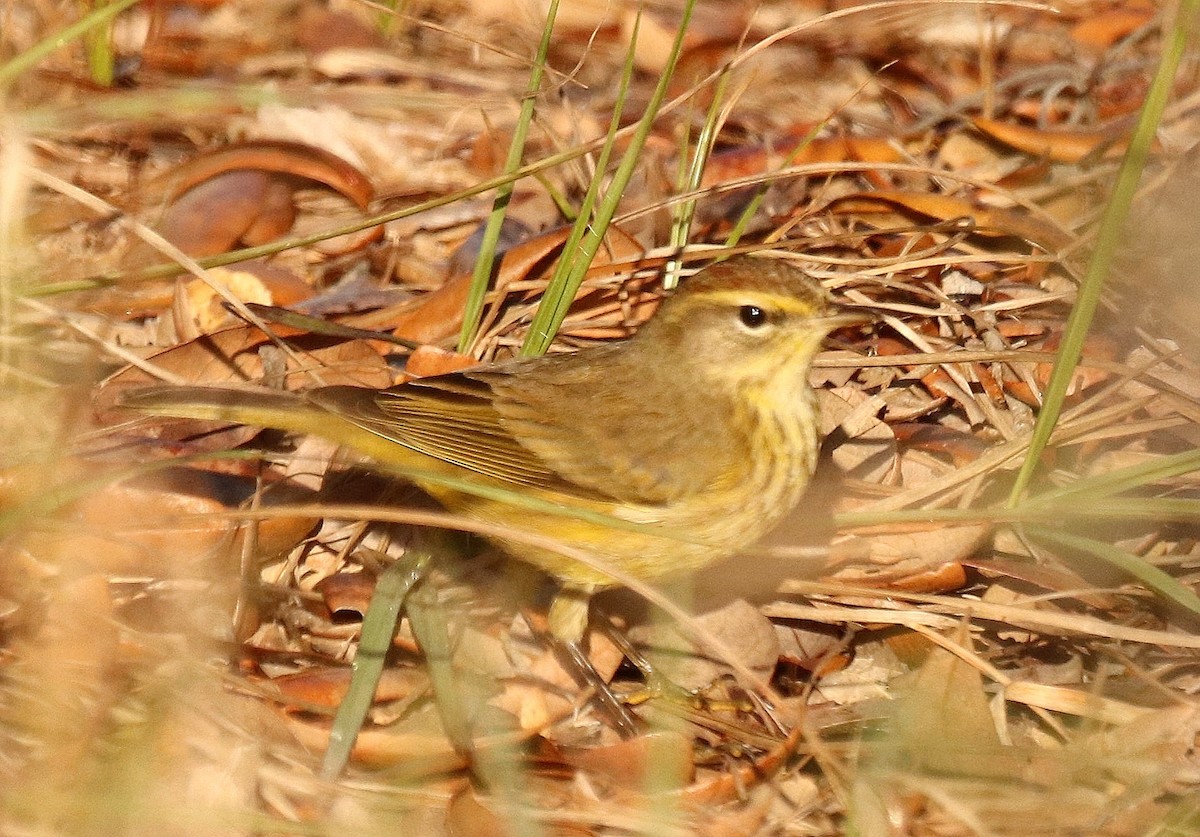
827;523;983;591
403;345;479;379
616;5;744;74
175;267;274;338
283;700;462;770
269;666;426;709
152;170;290;258
682;724;803;806
4;575;119;788
558;730;695;789
891;423;989;467
1071;8;1155;50
818;388;898;483
1032;330;1116;394
295;6;386;54
140;140;378;261
314;571;377;620
154;140;374;210
703;134;904;187
493;624;624;730
630;599;780;691
445;787;508;837
365;223;646;346
829;189;1073;251
886;643;1014;779
775;622;850;674
971;116;1150;164
695;786;773;837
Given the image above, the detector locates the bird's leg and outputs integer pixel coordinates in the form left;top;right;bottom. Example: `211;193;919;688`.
547;585;592;644
596;613;758;716
546;585;640;739
595;621;700;709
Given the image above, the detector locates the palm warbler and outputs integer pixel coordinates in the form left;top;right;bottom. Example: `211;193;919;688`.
120;257;857;641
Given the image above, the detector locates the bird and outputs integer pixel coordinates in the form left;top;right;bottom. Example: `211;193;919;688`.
119;256;860;645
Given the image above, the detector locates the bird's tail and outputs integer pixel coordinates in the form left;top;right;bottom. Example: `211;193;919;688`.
117;385;334;437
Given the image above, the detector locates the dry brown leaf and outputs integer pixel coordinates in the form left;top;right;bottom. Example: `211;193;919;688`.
283;701;464;770
695;786;773;837
702;135;904;187
818;388;897;484
971;116;1148;163
154;140;374;210
616;5;745;74
891;423;989;467
376;223;646;347
313;571;376;620
888;644;1013;778
494;625;624;730
1070;8;1155;50
827;523;982;591
878;384;945;423
5;575;119;788
966;556;1118;611
444;787;508;837
294;6;386;54
366;225;576;344
151;170;291;259
1032;331;1116;395
829;189;1073;251
141;140;378;261
630;599;780;691
14;466;315;584
937;131;1016;180
681;724;803;806
20;479;238;577
269;666;426;709
175;267;274;338
558;730;695;790
403;345;479;379
375;271;474;345
775;622;850;674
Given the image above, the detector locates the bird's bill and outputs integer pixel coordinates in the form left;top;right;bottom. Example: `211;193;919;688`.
817;309;874;331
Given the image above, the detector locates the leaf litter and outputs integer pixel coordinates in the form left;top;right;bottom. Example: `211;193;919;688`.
3;0;1200;834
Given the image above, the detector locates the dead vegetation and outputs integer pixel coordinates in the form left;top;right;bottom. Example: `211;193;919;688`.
3;0;1200;834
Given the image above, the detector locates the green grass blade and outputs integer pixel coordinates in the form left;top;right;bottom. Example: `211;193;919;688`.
1008;8;1198;503
457;0;560;354
407;587;541;837
521;0;698;356
833;496;1200;529
83;0;116;86
1065;497;1200;521
514;11;641;360
1026;526;1200;618
405;589;472;756
320;552;431;779
0;0;141;89
1029;448;1200;506
664;67;732;289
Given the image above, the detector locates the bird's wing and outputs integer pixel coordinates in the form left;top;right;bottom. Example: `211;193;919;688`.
312;350;741;507
307;375;598;496
478;357;742;506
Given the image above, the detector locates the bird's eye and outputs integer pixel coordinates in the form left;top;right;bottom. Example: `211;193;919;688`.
739;305;769;329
